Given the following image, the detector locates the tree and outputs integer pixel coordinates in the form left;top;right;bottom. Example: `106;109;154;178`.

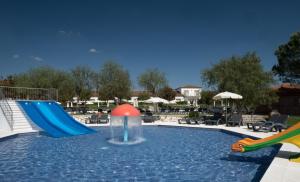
202;52;277;111
98;61;131;102
91;72;100;96
273;32;300;83
158;86;176;101
71;66;95;101
13;66;75;102
137;91;151;100
199;90;217;105
138;68;167;95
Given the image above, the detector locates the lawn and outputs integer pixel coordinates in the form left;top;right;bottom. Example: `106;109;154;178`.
288;116;300;127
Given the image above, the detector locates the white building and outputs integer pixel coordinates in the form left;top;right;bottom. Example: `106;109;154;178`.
169;93;185;103
176;85;202;106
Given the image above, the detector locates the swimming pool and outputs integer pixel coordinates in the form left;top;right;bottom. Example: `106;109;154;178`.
0;126;279;181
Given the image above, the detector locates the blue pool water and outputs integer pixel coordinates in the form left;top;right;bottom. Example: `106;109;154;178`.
0;126;279;182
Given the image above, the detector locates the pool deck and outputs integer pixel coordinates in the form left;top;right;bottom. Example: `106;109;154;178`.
0;121;299;182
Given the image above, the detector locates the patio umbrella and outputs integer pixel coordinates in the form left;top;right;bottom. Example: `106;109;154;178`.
213;91;243;100
144;97;169;112
144;97;169;104
213;91;243;125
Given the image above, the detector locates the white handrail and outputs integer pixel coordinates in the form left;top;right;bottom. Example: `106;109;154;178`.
0;89;13;131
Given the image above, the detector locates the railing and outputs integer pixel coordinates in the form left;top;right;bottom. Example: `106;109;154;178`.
0;86;58;101
0;88;13;131
0;86;58;131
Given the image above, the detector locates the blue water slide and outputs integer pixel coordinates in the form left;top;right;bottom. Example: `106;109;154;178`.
18;101;69;138
47;101;95;134
32;101;84;136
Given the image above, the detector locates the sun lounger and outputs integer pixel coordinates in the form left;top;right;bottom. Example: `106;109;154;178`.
187;118;197;124
226;113;243;127
178;116;203;124
142;115;156;123
85;114;109;124
98;114;109;124
86;114;99;124
247;115;279;129
194;116;205;124
178;118;185;124
178;117;189;124
252;115;288;132
205;113;223;125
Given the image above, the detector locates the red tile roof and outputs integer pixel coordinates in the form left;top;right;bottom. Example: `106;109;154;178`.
273;83;300;91
0;80;12;86
280;83;300;89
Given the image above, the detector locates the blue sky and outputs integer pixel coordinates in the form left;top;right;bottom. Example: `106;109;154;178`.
1;0;300;89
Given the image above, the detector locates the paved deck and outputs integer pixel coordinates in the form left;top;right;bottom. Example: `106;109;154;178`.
0;129;39;139
0;130;17;139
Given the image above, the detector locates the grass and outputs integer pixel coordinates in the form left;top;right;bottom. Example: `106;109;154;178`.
287;116;300;127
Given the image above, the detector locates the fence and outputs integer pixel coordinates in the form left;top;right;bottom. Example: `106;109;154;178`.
0;86;58;101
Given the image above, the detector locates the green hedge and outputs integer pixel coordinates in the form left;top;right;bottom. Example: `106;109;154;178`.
188;111;199;118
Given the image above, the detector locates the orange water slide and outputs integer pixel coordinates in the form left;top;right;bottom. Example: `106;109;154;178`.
232;121;300;162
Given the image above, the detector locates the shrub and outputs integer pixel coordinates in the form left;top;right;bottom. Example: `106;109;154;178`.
188;111;199;118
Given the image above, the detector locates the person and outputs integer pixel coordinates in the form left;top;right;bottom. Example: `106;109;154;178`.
97;108;103;117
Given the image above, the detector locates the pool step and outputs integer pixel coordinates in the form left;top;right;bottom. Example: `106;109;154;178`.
6;101;40;132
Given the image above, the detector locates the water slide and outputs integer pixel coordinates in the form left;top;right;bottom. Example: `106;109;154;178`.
231;122;300;162
47;101;94;134
18;101;95;138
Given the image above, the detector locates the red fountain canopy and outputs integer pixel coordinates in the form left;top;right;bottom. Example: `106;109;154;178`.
111;104;141;117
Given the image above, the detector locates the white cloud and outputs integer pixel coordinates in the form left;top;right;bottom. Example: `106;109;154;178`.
58;30;66;34
58;30;81;37
12;54;20;59
31;56;44;62
89;48;98;53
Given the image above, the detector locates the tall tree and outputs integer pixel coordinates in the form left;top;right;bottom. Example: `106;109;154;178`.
98;61;131;102
138;68;167;95
273;32;300;83
199;90;217;105
71;66;94;101
91;72;100;96
13;66;75;102
202;52;277;111
137;91;151;100
158;86;176;101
